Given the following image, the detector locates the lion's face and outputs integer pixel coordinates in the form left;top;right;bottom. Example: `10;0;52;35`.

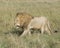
14;12;33;29
14;17;21;29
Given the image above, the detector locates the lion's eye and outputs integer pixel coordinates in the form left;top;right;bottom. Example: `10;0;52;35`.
16;19;19;22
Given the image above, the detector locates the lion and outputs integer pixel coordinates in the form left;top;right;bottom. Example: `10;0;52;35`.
21;16;52;36
14;12;33;35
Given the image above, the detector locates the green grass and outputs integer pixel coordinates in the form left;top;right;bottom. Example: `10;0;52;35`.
0;0;60;48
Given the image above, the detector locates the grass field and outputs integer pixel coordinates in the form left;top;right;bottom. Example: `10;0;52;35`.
0;0;60;48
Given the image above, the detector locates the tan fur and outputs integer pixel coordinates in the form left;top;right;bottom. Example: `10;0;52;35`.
14;12;33;30
21;16;51;36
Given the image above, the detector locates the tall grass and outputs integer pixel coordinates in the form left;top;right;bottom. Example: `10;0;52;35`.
0;0;60;48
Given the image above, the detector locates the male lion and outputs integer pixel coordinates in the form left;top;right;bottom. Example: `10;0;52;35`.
14;12;33;35
21;16;52;36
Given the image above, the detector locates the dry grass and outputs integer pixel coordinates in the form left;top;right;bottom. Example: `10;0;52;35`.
0;0;60;48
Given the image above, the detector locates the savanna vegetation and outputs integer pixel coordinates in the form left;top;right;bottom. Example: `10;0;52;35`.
0;0;60;48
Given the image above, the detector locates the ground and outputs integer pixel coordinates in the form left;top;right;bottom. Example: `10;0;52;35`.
0;0;60;48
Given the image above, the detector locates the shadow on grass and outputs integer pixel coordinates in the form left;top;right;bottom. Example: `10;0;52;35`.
4;27;24;36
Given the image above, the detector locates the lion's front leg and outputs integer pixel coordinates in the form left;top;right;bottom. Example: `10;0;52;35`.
21;29;31;37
